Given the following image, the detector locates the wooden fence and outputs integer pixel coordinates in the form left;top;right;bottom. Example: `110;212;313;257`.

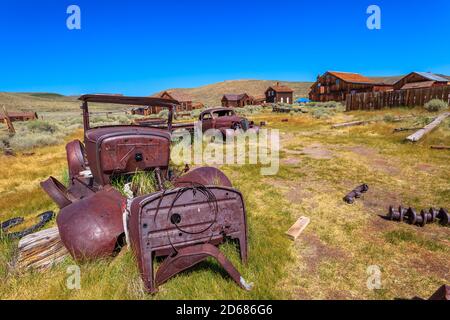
345;85;450;111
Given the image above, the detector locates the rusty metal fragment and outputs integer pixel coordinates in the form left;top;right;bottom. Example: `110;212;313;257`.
57;187;125;261
128;185;248;293
343;184;369;204
174;166;232;188
428;284;450;300
155;243;253;291
386;206;448;227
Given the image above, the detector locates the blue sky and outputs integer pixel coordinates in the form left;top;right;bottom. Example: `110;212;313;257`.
0;0;449;95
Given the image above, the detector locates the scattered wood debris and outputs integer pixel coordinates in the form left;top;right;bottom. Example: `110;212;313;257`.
431;145;450;150
332;115;414;129
393;127;422;133
285;216;310;241
1;105;16;135
406;112;450;142
15;227;69;271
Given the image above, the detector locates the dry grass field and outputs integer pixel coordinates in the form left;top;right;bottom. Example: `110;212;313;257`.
0;99;449;299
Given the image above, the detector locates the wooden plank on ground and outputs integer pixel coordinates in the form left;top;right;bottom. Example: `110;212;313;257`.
285;216;310;241
15;227;69;271
431;145;450;150
406;112;450;142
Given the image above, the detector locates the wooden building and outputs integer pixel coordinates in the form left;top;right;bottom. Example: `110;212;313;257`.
251;95;267;105
159;90;194;112
309;71;392;102
265;82;294;104
393;72;450;90
221;93;253;108
0;111;38;122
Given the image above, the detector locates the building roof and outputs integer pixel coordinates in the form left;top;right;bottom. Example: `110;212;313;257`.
159;90;193;102
401;81;436;90
436;74;450;81
327;71;375;84
252;94;266;100
267;83;294;93
412;72;449;83
222;93;248;101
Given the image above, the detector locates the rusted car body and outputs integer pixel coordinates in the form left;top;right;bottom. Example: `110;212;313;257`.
41;95;180;260
198;107;259;136
40;94;250;292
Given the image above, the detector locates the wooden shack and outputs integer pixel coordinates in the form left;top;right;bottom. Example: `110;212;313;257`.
221;93;253;108
159;90;194;112
393;72;450;90
0;111;38;122
265;82;294;104
252;94;267;105
309;71;392;102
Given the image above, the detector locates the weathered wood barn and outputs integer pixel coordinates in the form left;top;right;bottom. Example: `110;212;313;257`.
221;93;253;108
309;71;392;102
265;83;294;104
159;90;194;111
251;94;266;105
0;111;38;122
393;72;450;90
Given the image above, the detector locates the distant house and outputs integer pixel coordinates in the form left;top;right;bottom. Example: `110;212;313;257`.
221;93;253;108
0;111;38;122
251;95;266;105
393;72;450;90
159;90;194;112
192;102;205;110
265;82;294;104
309;71;392;102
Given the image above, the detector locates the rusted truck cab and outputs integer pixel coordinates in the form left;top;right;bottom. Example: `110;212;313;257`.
199;107;259;135
79;95;178;186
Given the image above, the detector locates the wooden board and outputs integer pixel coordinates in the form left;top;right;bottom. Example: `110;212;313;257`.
285;216;310;241
15;227;69;271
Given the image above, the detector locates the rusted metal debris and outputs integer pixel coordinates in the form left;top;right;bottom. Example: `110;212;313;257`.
57;187;126;261
343;184;369;204
413;285;450;300
387;206;449;227
128;184;249;293
38;94;251;292
0;211;54;240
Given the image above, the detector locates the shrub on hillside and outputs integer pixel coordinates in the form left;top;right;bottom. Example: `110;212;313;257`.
27;120;57;133
424;99;448;112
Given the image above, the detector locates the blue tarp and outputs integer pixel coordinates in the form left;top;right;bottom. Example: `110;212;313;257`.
296;98;310;103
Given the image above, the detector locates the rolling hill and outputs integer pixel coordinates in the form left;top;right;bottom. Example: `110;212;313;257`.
152;80;314;106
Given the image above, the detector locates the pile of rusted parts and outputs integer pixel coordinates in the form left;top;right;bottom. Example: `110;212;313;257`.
39;95;252;293
387;206;449;228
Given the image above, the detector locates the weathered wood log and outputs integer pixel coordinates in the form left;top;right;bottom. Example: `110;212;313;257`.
431;145;450;150
406;112;450;142
15;227;69;271
332;115;414;129
331;120;368;128
393;127;422;133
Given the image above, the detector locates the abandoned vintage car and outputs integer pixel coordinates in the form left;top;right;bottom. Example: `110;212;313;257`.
136;106;259;141
39;94;251;293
